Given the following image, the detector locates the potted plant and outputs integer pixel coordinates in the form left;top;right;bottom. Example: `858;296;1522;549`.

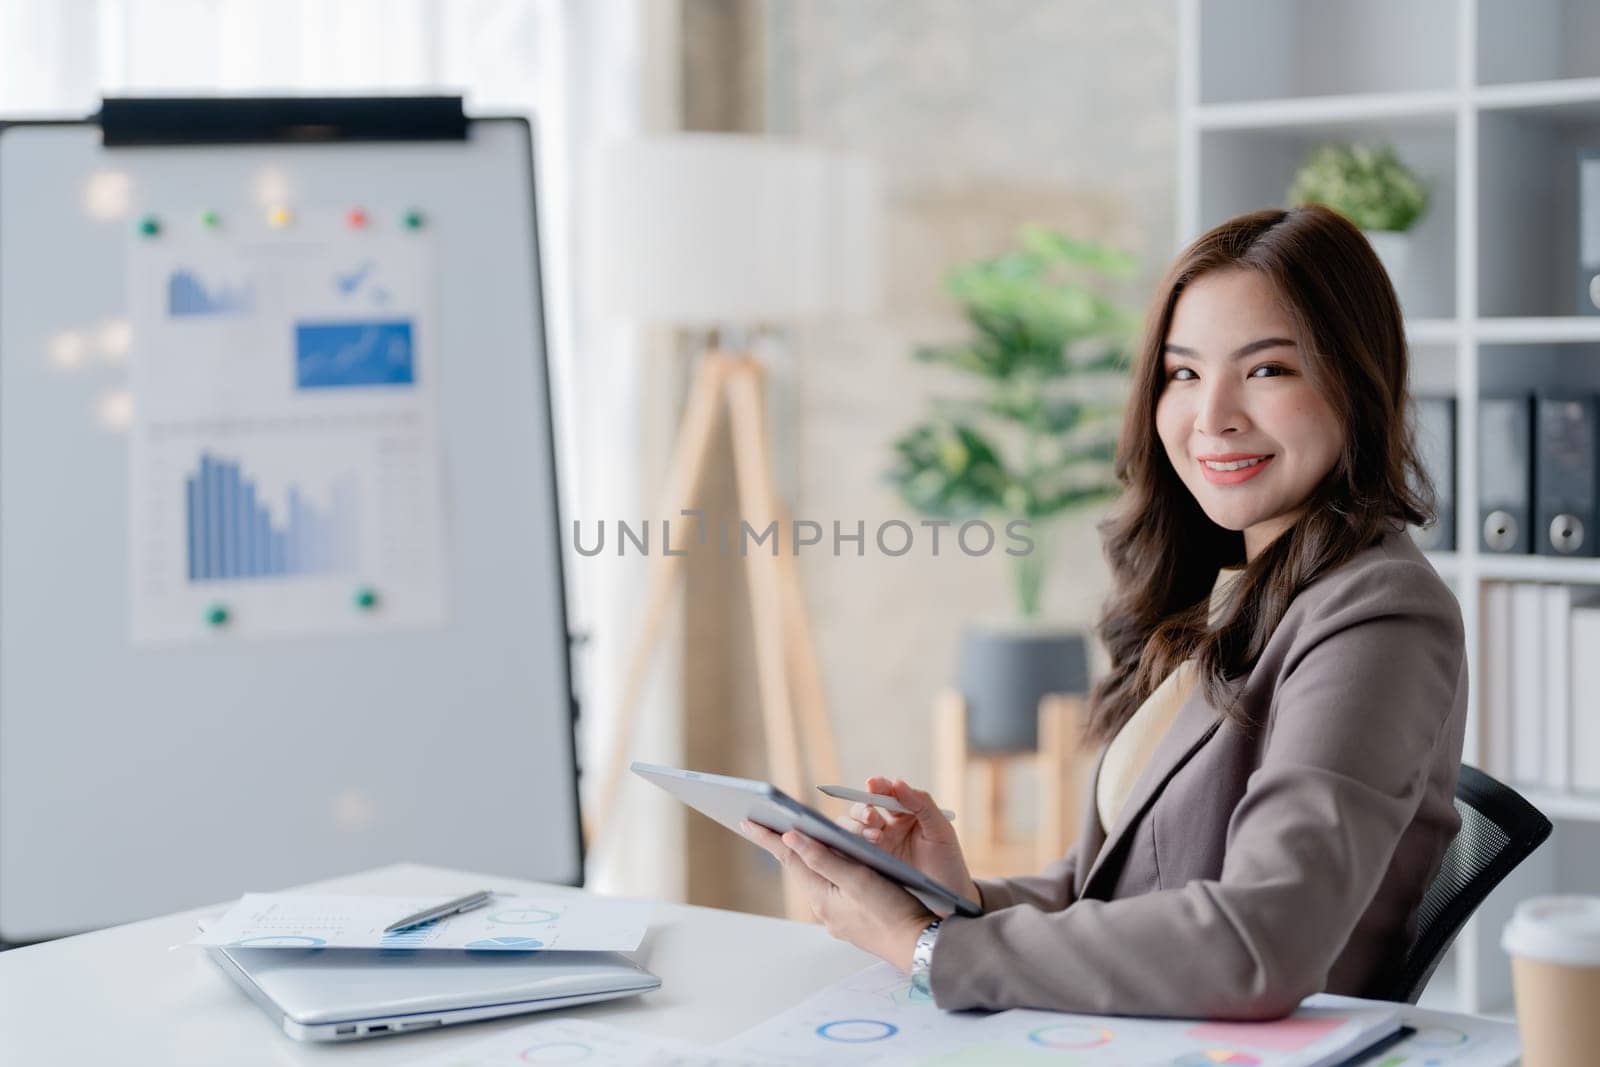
1287;142;1429;309
890;225;1137;752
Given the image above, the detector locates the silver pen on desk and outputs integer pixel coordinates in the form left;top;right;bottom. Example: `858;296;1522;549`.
383;889;494;933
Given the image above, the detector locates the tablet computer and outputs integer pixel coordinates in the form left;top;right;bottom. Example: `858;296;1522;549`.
631;761;982;918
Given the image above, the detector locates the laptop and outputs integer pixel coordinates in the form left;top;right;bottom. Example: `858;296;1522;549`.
205;933;660;1041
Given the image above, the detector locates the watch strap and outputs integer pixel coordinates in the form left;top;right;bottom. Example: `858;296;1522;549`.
910;918;943;996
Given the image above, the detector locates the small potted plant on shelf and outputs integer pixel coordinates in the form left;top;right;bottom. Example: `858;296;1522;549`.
1287;142;1429;310
889;225;1137;752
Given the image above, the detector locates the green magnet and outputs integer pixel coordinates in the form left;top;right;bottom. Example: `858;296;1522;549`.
200;210;220;229
353;586;380;611
204;603;230;627
402;209;425;230
137;215;161;237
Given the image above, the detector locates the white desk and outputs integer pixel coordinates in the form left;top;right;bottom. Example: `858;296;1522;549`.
0;862;874;1065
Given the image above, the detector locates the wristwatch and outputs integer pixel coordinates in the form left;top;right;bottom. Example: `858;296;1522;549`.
909;919;943;996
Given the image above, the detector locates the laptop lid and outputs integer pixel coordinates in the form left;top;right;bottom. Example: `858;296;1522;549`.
209;942;659;1026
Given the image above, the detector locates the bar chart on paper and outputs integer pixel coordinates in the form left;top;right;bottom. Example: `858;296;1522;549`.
131;420;447;642
186;452;358;582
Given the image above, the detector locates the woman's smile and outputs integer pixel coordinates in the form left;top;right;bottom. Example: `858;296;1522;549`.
1197;452;1275;485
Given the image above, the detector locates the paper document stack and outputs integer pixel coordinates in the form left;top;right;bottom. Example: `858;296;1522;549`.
708;962;1401;1066
391;964;1521;1066
190;892;653;953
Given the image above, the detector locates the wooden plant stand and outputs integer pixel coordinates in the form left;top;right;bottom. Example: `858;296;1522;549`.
933;689;1094;880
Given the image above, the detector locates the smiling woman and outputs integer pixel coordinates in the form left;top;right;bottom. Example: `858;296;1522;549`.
748;204;1469;1022
1093;203;1434;745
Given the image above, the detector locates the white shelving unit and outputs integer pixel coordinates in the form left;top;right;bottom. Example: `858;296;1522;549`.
1180;0;1600;1014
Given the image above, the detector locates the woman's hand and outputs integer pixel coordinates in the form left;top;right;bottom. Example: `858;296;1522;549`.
838;777;980;907
741;821;933;971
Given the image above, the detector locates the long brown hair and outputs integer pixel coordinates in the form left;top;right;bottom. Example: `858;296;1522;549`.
1086;204;1433;743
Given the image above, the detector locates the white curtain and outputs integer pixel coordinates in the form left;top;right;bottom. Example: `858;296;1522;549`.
0;0;681;898
0;0;587;490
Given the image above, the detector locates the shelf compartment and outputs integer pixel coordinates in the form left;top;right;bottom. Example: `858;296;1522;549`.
1198;0;1458;105
1197;119;1457;319
1478;341;1600;393
1477;99;1600;317
1477;0;1600;87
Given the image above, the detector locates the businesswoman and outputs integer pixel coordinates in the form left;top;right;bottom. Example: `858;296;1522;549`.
744;203;1468;1019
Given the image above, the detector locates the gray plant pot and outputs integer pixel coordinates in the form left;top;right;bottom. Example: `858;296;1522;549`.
958;622;1090;753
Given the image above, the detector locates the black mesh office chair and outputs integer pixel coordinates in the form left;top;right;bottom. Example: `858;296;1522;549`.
1367;763;1553;1004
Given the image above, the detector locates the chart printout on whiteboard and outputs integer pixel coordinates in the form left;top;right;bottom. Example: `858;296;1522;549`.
126;206;449;642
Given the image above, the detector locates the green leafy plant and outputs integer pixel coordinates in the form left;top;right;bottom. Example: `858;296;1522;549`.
889;225;1138;618
1287;142;1429;232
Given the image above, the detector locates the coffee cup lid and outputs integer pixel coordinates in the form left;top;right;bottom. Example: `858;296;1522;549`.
1502;896;1600;967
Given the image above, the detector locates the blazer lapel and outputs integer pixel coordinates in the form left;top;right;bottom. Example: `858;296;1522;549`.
1079;683;1223;898
1070;748;1109;890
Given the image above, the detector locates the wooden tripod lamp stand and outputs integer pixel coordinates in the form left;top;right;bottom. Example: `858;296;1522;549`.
586;135;881;917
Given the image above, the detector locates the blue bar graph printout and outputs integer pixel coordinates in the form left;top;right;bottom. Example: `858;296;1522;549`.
185;453;357;582
168;268;254;316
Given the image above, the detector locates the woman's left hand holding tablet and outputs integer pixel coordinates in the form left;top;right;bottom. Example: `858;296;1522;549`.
740;820;935;972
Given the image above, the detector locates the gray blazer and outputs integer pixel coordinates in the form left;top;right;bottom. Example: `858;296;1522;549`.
929;528;1467;1019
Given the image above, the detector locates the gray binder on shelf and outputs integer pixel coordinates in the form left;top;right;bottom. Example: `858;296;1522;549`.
1535;392;1599;557
1479;394;1534;554
1413;395;1456;551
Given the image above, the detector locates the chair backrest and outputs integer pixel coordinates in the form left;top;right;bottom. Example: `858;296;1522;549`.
1370;764;1553;1003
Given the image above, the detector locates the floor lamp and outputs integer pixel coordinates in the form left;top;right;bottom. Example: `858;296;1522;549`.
586;135;880;918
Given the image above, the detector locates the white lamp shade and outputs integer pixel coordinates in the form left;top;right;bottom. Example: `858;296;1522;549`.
588;133;881;326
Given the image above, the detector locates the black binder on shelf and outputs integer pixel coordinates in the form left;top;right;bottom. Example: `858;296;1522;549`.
1535;392;1600;557
1479;394;1534;554
1413;395;1456;551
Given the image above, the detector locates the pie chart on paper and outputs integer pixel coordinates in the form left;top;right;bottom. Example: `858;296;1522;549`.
1028;1023;1114;1049
489;907;561;925
1171;1052;1264;1066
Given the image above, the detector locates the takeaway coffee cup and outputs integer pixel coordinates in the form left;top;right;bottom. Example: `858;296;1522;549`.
1501;895;1600;1067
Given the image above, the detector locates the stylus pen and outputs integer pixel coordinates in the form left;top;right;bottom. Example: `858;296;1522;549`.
383;889;494;933
818;784;956;821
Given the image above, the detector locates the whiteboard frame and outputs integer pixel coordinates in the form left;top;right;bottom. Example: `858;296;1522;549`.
0;106;585;941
